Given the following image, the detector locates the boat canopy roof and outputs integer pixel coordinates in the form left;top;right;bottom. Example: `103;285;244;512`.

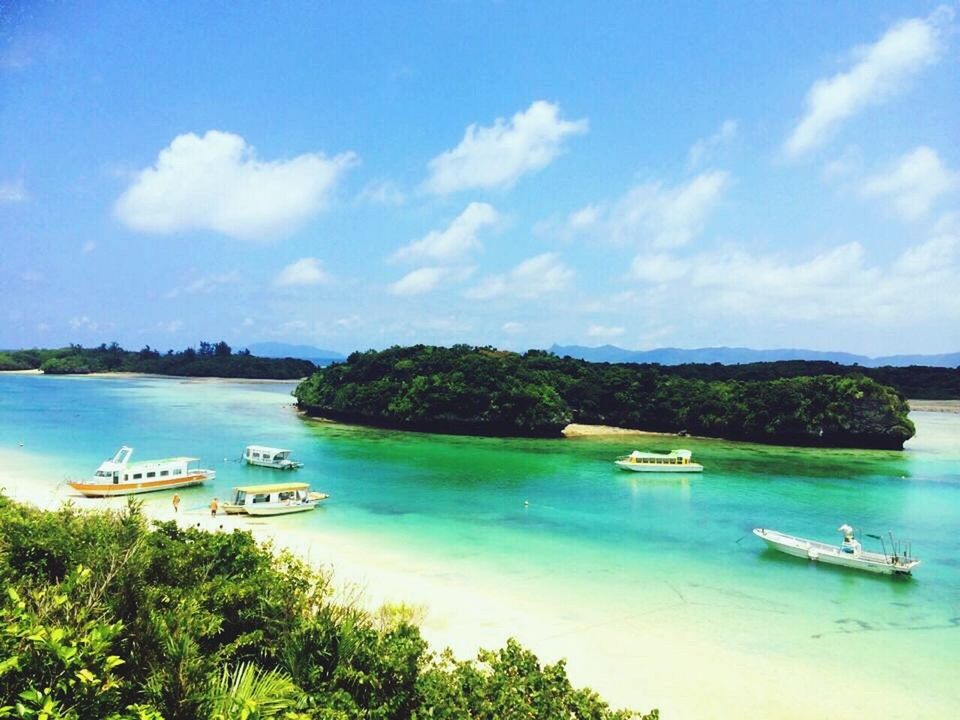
245;445;291;454
234;482;309;493
628;449;692;459
101;447;197;466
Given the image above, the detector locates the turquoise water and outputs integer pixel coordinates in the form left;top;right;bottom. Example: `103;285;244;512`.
1;374;959;716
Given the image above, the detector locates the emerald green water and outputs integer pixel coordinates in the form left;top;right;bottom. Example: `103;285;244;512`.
1;374;958;716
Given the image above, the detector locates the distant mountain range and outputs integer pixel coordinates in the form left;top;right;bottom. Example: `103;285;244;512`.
548;344;960;368
245;342;345;365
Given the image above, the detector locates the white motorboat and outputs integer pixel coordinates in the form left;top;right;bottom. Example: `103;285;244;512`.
69;446;215;497
243;445;303;470
753;524;920;575
222;482;328;516
615;449;703;473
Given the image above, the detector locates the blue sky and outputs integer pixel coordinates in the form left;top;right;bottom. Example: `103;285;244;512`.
1;1;958;356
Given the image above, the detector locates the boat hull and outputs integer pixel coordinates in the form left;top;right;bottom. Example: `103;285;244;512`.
615;461;703;473
753;528;919;575
68;472;214;497
245;502;319;516
244;459;303;470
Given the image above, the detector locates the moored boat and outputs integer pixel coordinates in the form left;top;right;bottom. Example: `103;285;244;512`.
753;524;920;575
69;446;215;497
614;449;703;472
222;482;328;516
243;445;303;470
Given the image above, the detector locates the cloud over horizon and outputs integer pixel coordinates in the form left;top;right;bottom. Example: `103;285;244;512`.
466;253;574;300
275;258;332;287
391;202;499;265
861;146;959;220
423;101;588;194
784;6;952;158
115;131;356;240
565;171;730;248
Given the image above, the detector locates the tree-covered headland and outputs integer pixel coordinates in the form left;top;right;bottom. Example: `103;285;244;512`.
0;496;655;720
0;342;314;380
294;345;917;449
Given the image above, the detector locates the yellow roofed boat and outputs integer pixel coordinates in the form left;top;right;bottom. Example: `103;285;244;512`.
223;481;328;516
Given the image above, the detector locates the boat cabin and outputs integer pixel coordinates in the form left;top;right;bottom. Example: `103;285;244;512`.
622;449;695;465
70;446;215;497
225;482;326;516
243;445;303;470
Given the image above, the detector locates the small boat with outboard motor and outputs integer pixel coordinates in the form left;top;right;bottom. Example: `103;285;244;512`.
753;524;920;575
221;482;328;516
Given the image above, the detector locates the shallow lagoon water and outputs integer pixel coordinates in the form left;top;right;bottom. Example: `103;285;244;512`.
1;374;958;717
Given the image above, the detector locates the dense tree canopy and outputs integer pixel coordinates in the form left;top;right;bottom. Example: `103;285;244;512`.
295;345;916;449
0;497;655;720
0;343;314;380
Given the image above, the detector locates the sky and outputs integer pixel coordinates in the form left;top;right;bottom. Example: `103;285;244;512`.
1;1;959;356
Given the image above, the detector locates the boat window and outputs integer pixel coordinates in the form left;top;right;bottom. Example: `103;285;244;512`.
147;472;156;478
160;470;169;476
278;491;294;501
252;493;269;503
113;475;119;484
253;452;260;458
133;473;142;479
173;469;182;475
124;474;129;480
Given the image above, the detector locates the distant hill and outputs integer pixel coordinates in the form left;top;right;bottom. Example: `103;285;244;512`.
549;345;960;368
245;342;345;365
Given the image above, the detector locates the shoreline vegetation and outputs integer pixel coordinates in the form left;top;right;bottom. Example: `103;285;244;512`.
294;345;918;450
0;489;658;720
0;342;314;380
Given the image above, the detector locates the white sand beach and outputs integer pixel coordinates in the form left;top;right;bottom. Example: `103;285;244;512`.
1;444;956;719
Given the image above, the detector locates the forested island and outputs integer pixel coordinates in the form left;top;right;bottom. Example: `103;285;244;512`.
645;359;960;400
0;342;314;380
294;345;917;449
0;496;654;719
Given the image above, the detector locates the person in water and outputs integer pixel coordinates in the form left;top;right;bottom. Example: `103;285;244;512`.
209;497;219;516
172;494;181;513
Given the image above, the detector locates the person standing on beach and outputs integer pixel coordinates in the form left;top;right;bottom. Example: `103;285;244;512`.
172;494;181;513
209;497;218;516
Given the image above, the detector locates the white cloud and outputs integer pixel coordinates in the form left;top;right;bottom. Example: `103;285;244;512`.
631;253;686;283
784;7;952;158
275;258;331;287
565;171;730;248
466;253;574;300
157;319;183;334
166;271;240;298
625;231;960;327
115;130;356;239
586;324;625;341
391;202;499;264
502;321;524;335
0;179;26;202
358;179;406;206
688;120;738;167
861;146;959;220
81;240;96;253
69;315;98;332
390;267;448;296
423;101;588;194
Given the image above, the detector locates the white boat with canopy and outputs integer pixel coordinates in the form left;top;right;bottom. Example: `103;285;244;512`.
614;449;703;472
223;482;328;516
753;524;920;576
69;446;215;497
243;445;303;470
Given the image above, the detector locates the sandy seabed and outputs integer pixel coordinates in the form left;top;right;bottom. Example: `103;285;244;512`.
1;443;956;720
